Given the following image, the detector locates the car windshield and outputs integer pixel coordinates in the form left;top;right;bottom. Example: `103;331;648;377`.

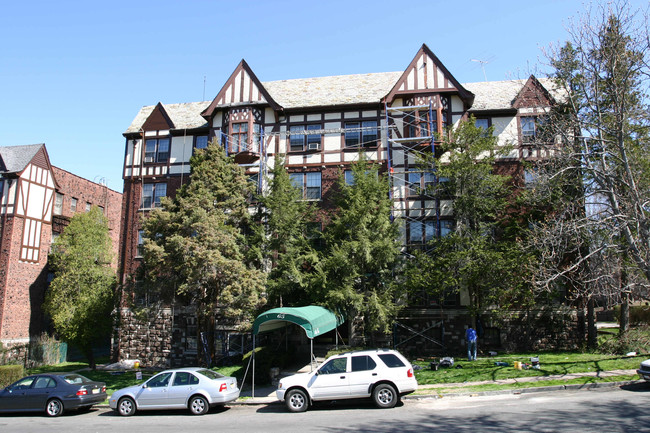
61;374;93;384
198;369;225;380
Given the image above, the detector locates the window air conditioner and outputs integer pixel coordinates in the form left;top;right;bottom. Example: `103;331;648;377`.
307;142;320;150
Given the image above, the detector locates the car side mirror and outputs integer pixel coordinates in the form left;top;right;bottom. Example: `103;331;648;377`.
142;383;147;389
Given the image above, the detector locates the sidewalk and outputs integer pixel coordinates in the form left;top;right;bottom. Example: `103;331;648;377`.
234;368;643;405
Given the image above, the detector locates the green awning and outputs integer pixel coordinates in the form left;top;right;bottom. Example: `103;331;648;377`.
252;306;344;339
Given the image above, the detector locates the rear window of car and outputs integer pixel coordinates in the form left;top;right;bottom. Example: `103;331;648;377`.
61;374;92;384
378;353;406;368
198;369;225;380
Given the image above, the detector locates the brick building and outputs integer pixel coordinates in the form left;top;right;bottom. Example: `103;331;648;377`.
117;44;576;366
0;143;122;357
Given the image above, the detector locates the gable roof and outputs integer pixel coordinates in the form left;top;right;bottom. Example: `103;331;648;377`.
125;101;211;135
383;44;474;107
0;143;47;175
464;76;561;112
202;59;282;118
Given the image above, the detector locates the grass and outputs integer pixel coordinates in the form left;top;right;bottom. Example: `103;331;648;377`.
412;352;644;385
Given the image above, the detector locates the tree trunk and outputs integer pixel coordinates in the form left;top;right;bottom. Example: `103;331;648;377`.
85;348;96;370
620;291;630;338
587;297;597;349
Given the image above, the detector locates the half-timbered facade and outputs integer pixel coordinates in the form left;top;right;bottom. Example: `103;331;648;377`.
0;144;122;357
118;44;567;365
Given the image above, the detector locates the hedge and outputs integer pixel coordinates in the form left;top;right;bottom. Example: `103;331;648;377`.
0;365;25;388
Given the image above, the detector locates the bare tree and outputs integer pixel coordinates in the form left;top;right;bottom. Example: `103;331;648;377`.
528;1;650;346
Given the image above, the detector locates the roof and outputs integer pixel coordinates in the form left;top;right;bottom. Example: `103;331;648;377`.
0;143;45;174
125;101;211;134
264;72;403;109
465;77;562;111
252;306;344;339
125;76;561;134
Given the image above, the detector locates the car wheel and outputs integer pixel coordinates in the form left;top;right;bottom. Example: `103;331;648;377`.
117;397;136;416
189;395;209;415
285;389;308;413
46;398;64;417
372;383;397;409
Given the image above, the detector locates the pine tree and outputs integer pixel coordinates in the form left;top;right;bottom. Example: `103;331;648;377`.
140;141;266;364
262;155;321;307
320;156;401;340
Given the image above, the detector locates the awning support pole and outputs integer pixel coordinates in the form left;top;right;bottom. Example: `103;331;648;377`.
252;334;256;399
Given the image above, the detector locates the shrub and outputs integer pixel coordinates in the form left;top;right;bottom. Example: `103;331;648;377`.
0;365;25;388
598;325;650;355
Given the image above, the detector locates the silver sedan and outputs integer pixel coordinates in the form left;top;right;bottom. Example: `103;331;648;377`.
109;367;240;416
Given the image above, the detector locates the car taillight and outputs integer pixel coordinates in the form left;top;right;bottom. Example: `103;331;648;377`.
101;386;106;392
219;383;227;392
76;389;88;396
407;368;414;378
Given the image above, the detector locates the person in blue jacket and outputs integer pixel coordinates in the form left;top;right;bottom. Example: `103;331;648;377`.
466;326;477;361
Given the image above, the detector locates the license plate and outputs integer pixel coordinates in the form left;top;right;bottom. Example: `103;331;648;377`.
92;388;99;394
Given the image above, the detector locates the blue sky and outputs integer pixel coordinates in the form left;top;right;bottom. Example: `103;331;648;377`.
0;0;645;192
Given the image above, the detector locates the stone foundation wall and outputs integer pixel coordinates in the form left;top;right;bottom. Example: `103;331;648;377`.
116;308;174;368
395;306;583;357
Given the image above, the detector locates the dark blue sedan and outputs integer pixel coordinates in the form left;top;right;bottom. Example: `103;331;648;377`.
0;373;106;416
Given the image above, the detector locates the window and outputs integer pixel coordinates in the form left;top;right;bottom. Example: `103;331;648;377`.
475;118;491;137
173;372;199;386
195;135;209;150
407;170;435;196
54;193;63;215
290;124;321;151
521;116;537;143
440;220;453;237
345;120;378;147
409;220;436;244
142;183;167;209
377;353;405;368
98;205;105;214
85;202;91;212
318;357;347;374
290;172;321;200
70;198;77;212
230;122;248;153
137;230;144;257
344;170;354;185
351;355;377;372
406;110;433;138
306;222;323;250
145;138;170;163
146;372;172;388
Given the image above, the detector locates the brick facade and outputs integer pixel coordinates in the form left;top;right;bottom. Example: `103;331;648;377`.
0;144;122;354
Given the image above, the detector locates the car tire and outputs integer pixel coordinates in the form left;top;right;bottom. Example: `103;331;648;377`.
285;388;308;413
117;397;137;416
189;395;209;415
372;383;397;409
46;398;64;417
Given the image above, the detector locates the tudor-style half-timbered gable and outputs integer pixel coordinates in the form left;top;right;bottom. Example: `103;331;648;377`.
117;44;564;366
0;144;56;344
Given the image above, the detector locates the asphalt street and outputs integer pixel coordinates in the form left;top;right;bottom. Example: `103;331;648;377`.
1;383;649;433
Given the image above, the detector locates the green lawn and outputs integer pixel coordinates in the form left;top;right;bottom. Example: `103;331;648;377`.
413;352;643;385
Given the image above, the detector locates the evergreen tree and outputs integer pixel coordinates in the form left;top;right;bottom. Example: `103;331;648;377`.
320;156;401;340
44;206;116;369
262;155;321;307
140;141;266;364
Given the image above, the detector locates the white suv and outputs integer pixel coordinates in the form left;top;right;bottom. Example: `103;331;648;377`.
276;349;418;412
